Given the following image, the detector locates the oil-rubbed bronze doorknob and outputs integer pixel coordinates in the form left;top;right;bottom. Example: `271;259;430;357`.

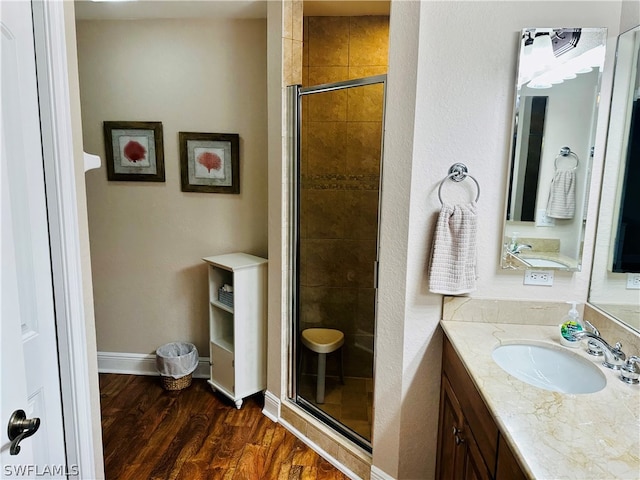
7;409;40;455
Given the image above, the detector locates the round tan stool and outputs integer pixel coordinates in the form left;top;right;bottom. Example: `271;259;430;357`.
301;328;344;404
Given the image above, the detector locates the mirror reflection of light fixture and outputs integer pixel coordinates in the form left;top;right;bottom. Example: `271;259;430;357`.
523;31;534;48
528;32;556;90
532;31;557;70
552;28;582;56
525;30;605;89
519;28;587;88
519;29;561;86
523;31;534;56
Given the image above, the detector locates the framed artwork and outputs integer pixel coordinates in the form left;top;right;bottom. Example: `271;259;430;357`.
103;121;165;182
179;132;240;194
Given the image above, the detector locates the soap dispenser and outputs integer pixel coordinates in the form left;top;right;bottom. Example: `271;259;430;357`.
559;301;584;348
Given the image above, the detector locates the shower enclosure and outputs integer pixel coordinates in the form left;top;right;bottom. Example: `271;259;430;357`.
288;75;386;450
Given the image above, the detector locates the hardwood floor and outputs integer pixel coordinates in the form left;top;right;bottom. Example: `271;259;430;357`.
100;374;349;480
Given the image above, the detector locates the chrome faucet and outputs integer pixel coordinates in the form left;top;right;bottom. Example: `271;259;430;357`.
570;331;626;370
583;320;603;357
511;244;533;254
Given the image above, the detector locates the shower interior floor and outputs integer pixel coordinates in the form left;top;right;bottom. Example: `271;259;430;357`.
299;373;373;440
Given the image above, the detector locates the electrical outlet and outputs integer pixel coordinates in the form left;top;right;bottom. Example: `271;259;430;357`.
627;273;640;290
535;209;556;227
524;269;554;286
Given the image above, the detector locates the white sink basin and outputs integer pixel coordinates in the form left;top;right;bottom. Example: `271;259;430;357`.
523;258;568;268
492;343;606;394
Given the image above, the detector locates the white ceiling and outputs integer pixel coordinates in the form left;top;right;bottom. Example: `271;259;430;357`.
74;0;390;21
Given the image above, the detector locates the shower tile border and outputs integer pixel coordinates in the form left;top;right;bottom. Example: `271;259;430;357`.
302;173;380;190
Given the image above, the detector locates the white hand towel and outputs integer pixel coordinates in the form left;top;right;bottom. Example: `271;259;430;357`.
428;202;477;295
546;170;576;219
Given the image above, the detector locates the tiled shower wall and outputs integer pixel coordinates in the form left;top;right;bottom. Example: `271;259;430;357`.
299;16;389;378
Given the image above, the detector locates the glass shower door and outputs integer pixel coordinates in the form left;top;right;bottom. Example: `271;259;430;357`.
290;75;386;450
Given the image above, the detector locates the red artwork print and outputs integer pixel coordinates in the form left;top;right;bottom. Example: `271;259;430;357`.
123;140;146;162
197;151;222;172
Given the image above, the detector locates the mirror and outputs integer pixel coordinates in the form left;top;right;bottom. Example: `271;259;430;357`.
502;28;607;271
589;25;640;332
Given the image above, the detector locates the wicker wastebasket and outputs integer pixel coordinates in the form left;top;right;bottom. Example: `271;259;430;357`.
155;342;198;391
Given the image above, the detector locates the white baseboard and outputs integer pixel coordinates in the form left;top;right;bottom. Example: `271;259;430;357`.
370;466;395;480
279;417;360;480
262;390;281;422
97;351;210;378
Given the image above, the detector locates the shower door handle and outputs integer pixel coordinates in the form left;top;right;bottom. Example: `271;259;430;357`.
373;261;379;288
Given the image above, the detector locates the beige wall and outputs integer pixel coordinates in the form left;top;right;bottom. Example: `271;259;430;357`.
372;2;622;478
620;0;640;32
76;18;268;355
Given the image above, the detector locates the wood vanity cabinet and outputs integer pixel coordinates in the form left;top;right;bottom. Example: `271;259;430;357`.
436;336;527;480
438;375;492;480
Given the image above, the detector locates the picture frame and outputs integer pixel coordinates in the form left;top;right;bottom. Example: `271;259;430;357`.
179;132;240;194
103;121;165;182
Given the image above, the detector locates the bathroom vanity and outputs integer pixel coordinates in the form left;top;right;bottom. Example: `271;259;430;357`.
437;320;640;479
436;336;525;480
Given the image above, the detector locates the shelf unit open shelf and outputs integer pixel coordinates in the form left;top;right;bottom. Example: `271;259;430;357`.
202;253;267;409
210;299;233;314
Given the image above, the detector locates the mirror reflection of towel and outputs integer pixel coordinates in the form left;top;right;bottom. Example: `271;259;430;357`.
428;202;477;295
547;170;576;219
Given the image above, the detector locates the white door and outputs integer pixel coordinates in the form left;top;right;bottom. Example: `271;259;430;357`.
1;1;67;478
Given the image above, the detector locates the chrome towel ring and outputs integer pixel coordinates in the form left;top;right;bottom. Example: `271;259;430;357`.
438;163;480;205
554;146;579;171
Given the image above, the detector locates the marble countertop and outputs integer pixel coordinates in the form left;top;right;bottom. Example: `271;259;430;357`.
441;321;640;480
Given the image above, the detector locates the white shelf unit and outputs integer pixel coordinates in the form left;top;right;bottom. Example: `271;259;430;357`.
202;253;267;409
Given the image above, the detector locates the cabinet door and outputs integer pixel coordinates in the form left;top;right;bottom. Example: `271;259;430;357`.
436;376;466;480
463;421;492;480
496;436;527;480
211;342;234;394
443;338;498;473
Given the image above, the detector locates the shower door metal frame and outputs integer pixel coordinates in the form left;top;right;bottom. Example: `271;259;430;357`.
287;75;387;452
